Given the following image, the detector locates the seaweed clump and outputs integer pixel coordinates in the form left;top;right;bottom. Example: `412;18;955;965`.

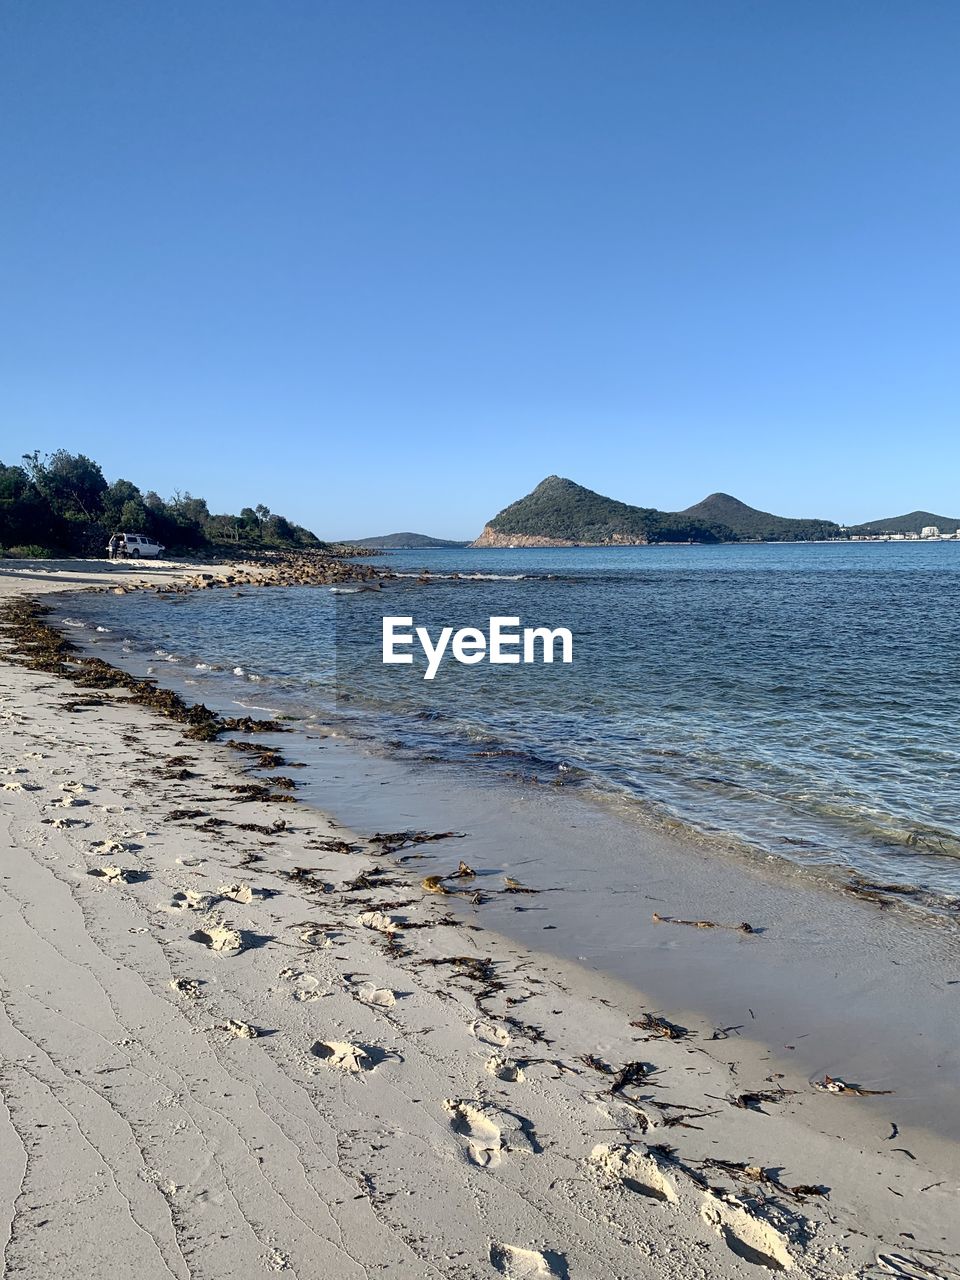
0;596;283;743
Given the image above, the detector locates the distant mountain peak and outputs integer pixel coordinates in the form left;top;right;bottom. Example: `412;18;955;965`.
681;492;767;517
700;491;746;505
677;492;837;538
346;531;468;549
847;509;960;535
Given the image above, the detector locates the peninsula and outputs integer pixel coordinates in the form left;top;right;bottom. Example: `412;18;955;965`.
473;476;840;546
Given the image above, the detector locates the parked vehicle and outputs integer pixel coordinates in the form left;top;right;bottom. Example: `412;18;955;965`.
107;532;166;559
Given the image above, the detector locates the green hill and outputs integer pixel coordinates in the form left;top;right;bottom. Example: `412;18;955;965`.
473;476;730;546
474;477;841;546
679;493;840;541
346;532;469;549
846;510;960;535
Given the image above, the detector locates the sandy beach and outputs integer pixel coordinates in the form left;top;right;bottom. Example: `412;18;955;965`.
1;560;958;1280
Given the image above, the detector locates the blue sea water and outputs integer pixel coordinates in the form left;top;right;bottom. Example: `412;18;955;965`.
63;541;960;909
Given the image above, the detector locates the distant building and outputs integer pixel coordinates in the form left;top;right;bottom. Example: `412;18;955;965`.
921;525;941;539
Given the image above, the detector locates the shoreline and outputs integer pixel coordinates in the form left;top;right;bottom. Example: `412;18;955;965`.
272;726;960;1136
54;566;960;922
0;549;386;594
10;560;960;1091
2;559;960;1277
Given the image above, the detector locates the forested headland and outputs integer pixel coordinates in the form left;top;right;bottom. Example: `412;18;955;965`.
1;450;322;557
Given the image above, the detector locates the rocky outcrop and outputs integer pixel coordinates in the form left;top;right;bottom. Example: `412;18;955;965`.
471;525;649;548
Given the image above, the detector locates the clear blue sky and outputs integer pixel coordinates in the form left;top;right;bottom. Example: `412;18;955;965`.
2;1;958;538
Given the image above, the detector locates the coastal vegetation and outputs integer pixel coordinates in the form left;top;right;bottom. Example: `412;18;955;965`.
677;492;840;541
846;509;960;536
0;450;323;557
474;476;840;546
475;476;726;546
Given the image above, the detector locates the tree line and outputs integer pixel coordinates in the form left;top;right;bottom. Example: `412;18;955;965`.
0;450;322;557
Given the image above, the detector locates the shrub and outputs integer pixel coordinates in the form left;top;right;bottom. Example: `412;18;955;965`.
2;544;57;559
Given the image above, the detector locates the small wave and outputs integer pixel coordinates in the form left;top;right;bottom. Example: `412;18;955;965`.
391;571;527;581
330;587;360;594
232;665;264;682
458;572;526;581
232;698;286;717
59;617;87;628
95;625;112;633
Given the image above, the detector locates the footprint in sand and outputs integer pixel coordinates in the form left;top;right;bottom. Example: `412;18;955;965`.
700;1194;795;1271
590;1143;679;1203
2;781;26;792
169;977;203;1000
278;968;323;1002
354;983;397;1009
87;865;141;884
222;1019;260;1039
444;1101;505;1167
219;882;254;904
191;925;243;953
171;890;217;912
485;1055;525;1082
60;781;93;795
489;1243;566;1278
444;1100;535;1168
296;925;334;950
90;839;131;855
312;1040;374;1073
469;1018;511;1048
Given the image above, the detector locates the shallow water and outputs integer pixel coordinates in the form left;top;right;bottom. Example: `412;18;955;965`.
63;540;960;910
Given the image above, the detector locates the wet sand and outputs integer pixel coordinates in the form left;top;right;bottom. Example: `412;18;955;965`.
296;733;960;1140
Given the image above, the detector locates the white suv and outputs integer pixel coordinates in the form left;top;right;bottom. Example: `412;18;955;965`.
111;533;165;559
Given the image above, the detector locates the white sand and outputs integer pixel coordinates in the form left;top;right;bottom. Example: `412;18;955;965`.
1;560;958;1278
0;555;279;594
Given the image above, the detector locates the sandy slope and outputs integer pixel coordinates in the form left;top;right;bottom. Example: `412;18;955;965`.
0;563;958;1279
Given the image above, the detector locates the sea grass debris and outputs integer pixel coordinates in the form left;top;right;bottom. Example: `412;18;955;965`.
653;911;756;934
630;1012;689;1040
503;876;539;894
421;874;450;895
814;1075;894;1097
